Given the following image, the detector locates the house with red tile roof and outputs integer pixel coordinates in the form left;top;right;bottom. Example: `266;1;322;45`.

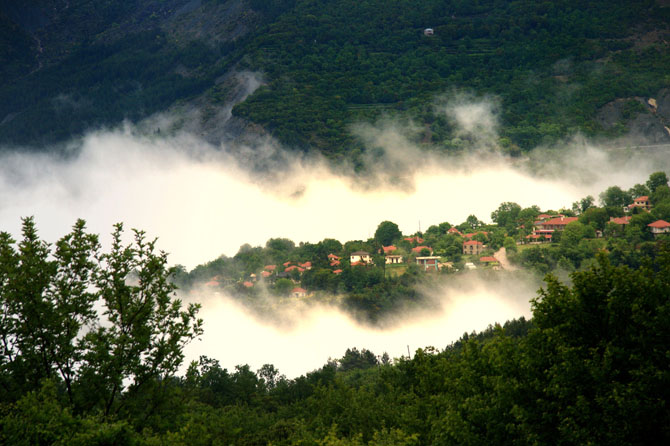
463;240;484;255
261;271;272;278
299;261;312;269
536;216;578;231
382;245;397;254
525;233;552;244
609;216;631;226
648;219;670;236
447;227;463;236
333;269;343;275
328;253;341;261
411;245;433;255
283;261;292;267
243;281;254;288
479;256;499;266
291;287;308;298
403;236;424;244
330;260;341;266
285;265;305;273
264;265;277;271
624;196;651;213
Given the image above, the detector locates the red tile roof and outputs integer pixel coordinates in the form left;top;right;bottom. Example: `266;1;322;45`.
351;261;367;266
283;261;291;267
412;245;433;253
330;260;340;266
333;269;343;274
463;240;483;246
479;256;498;263
328;253;341;260
291;287;307;294
382;245;397;254
634;196;649;202
648;220;670;228
299;261;312;268
264;265;276;271
609;216;631;225
403;236;424;244
285;265;305;272
542;216;578;226
243;281;254;288
447;227;462;234
261;271;272;277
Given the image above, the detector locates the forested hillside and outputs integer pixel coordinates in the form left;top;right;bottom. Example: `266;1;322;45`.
1;0;670;161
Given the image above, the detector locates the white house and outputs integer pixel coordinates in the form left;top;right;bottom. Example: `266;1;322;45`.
350;251;372;264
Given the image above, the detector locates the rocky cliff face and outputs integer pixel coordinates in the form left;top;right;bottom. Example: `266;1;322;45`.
596;90;670;144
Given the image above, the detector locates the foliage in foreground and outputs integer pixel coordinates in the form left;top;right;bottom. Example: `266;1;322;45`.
1;218;669;445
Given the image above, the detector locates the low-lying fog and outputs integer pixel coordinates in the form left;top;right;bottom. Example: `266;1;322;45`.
1;129;664;269
181;273;536;377
1;98;668;377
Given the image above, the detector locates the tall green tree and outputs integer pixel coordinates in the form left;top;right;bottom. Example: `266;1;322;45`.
646;171;669;193
0;217;100;402
79;224;203;417
374;221;402;247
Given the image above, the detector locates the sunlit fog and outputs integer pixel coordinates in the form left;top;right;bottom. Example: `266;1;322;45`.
1;109;668;377
181;273;536;377
1;127;664;269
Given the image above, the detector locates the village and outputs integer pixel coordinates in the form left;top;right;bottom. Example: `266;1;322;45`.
185;172;670;302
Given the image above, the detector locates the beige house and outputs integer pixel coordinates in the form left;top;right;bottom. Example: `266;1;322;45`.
624;196;651;212
463;240;484;255
291;287;308;298
350;251;372;264
648;220;670;236
385;254;403;264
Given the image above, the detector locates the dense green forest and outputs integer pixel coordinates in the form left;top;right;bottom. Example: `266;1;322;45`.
1;216;669;445
1;1;670;162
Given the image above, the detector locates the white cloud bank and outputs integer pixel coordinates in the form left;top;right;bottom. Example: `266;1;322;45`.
182;273;535;378
1;109;668;378
1;127;664;269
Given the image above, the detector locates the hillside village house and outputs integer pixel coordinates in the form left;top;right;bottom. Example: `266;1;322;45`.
385;254;403;264
291;287;308;298
447;227;463;236
536;216;578;231
350;251;372;264
480;256;500;268
609;216;631;226
525;230;553;244
463;240;484;255
648;219;670;236
382;245;397;254
404;236;424;244
411;245;434;255
524;216;578;244
624;196;651;212
415;256;440;271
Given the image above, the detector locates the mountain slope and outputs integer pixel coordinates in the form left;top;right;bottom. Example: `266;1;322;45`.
1;0;669;159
